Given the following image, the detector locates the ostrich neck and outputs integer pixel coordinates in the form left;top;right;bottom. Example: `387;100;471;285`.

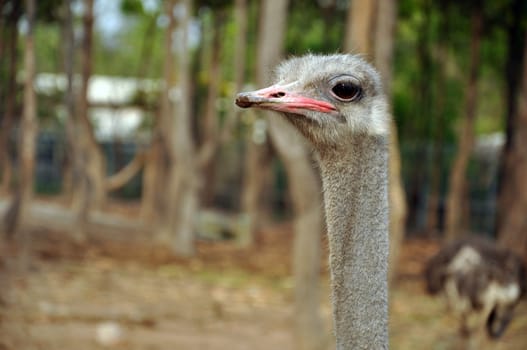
318;134;389;350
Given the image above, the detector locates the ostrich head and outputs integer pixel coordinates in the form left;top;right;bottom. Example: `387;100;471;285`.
236;54;391;348
236;54;390;150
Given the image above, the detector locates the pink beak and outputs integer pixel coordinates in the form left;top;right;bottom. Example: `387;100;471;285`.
235;84;336;114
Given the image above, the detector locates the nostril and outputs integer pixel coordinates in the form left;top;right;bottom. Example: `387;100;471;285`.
270;92;286;98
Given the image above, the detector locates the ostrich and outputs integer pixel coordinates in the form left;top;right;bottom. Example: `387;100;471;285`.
425;236;526;344
236;54;390;349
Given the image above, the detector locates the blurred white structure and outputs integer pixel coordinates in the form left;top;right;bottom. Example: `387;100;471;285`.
35;73;160;141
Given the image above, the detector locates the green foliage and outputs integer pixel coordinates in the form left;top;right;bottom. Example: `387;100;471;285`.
196;0;232;11
285;0;346;54
34;23;61;73
121;0;145;15
35;0;64;23
392;0;515;143
93;11;165;78
6;0;525;145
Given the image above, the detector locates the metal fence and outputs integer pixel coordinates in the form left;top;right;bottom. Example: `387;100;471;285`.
11;132;502;236
401;139;500;236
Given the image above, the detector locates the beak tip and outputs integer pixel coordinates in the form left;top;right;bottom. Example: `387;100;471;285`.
235;93;254;108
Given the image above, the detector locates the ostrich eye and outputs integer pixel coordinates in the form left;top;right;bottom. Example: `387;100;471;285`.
330;81;362;102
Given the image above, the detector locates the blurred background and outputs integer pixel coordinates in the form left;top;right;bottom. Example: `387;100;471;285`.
1;0;526;349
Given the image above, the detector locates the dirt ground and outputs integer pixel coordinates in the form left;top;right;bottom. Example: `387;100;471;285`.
1;222;526;350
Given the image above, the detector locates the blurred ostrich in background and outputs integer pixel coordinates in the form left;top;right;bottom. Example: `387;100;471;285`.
425;236;526;347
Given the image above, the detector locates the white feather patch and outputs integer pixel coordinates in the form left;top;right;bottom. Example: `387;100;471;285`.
448;246;482;273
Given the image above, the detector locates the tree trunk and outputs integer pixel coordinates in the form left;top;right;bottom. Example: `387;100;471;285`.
141;0;178;223
498;29;527;259
154;0;178;239
105;151;145;191
141;0;176;227
156;0;198;257
140;135;162;221
199;12;223;161
61;0;76;199
82;0;106;205
0;1;4;62
4;0;37;240
79;0;106;208
71;0;107;240
0;2;21;194
496;0;526;237
344;0;377;54
61;1;144;198
228;0;247;139
444;7;483;241
373;0;407;285
170;0;198;257
240;0;274;243
226;0;249;242
256;1;325;349
241;125;272;244
426;4;449;234
198;11;225;206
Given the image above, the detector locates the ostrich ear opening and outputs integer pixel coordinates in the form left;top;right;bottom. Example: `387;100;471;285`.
235;84;337;114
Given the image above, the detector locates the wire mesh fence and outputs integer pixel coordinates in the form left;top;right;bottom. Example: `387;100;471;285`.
6;131;502;237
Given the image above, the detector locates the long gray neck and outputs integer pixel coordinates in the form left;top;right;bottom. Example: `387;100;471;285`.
317;134;389;350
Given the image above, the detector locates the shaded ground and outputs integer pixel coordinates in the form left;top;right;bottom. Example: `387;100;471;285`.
1;222;526;349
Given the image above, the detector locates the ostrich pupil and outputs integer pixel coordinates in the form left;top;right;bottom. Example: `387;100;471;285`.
332;82;360;101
